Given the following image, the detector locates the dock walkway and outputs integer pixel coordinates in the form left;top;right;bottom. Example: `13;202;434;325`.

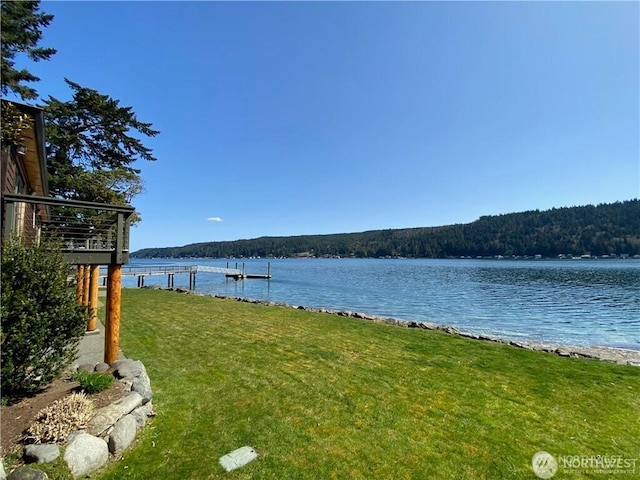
109;263;271;289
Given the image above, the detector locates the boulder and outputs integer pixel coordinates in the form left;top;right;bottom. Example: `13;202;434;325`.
94;362;110;373
108;415;137;456
131;373;153;404
87;392;143;436
23;444;60;464
111;360;146;379
437;325;462;335
78;363;96;373
131;401;154;428
6;467;48;480
63;433;108;478
459;332;480;340
66;431;85;444
419;322;438;330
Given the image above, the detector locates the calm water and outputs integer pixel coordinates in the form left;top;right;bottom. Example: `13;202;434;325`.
125;258;640;350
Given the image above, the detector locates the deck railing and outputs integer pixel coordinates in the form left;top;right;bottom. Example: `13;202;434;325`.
2;193;134;265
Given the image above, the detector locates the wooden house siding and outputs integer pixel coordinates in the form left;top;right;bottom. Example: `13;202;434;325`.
1;101;47;244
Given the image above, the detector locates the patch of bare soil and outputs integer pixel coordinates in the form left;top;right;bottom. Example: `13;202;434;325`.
1;374;128;457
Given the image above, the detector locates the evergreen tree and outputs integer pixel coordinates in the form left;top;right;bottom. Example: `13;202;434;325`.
0;0;56;100
132;200;640;259
43;79;160;209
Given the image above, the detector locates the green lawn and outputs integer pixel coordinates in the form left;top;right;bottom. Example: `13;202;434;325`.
93;289;639;479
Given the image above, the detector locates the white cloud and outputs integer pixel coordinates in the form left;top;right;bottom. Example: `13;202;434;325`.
207;216;223;222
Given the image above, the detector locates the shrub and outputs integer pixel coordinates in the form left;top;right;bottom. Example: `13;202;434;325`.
25;392;95;444
1;238;88;396
72;371;114;394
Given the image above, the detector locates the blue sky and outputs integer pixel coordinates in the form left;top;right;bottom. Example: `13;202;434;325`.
23;1;640;251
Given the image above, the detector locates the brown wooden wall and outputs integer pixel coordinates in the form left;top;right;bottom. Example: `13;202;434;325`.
1;148;40;244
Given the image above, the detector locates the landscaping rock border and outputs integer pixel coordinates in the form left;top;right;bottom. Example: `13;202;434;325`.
5;359;155;479
164;286;640;367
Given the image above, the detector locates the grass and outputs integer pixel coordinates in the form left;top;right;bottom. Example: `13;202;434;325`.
72;371;114;394
92;289;639;479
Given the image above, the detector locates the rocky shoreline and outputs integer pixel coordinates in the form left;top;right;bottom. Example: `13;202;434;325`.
155;286;640;367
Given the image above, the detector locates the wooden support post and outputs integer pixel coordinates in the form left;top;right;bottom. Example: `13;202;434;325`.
83;265;90;308
104;264;122;364
76;265;85;305
87;265;100;332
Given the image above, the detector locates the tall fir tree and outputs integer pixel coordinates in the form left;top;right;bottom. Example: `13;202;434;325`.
1;0;56;100
43;79;160;210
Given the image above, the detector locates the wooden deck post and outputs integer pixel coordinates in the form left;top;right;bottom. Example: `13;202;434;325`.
104;264;122;364
87;265;100;332
83;264;91;308
76;265;85;305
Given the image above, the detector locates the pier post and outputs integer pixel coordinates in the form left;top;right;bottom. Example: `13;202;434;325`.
82;265;90;309
87;265;100;332
76;265;85;305
105;264;122;364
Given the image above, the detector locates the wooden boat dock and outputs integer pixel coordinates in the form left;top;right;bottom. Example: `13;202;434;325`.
111;262;272;289
223;262;272;280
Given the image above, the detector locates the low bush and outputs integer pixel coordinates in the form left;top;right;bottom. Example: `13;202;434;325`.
1;238;88;396
73;371;114;394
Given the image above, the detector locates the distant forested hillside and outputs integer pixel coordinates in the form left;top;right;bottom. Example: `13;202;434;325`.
132;200;640;259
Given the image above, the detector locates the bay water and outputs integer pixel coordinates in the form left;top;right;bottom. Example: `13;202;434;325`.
125;258;640;350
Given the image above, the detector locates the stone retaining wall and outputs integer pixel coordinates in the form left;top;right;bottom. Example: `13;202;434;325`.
3;359;154;480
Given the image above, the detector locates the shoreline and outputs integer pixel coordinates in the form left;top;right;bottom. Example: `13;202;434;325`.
141;286;640;367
